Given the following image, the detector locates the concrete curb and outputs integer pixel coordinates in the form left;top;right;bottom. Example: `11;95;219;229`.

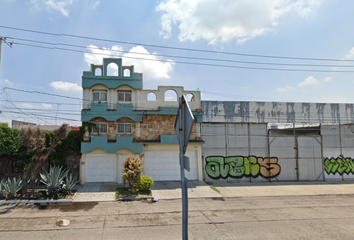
0;199;73;205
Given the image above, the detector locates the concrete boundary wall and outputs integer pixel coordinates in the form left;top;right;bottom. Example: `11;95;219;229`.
202;122;353;183
202;101;354;124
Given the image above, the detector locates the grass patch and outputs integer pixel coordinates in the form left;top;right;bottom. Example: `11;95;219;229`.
116;187;152;200
210;185;220;193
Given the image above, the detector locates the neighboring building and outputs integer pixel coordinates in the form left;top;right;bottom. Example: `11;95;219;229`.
12;120;36;129
80;58;204;184
201;101;354;183
12;120;78;131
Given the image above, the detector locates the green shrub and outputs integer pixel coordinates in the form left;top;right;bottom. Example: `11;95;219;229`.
121;173;128;187
138;175;154;192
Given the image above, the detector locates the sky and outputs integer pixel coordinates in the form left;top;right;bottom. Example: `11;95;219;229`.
0;0;354;127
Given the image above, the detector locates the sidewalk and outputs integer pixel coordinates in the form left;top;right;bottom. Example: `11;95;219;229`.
69;180;354;202
212;181;354;198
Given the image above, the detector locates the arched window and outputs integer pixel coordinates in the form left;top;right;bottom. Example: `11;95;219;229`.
107;62;119;76
186;93;194;102
164;89;178;101
147;92;157;101
123;69;131;77
94;68;102;76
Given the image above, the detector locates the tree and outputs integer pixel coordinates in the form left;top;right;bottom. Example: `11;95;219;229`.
19;124;68;196
122;155;143;192
0;124;19;155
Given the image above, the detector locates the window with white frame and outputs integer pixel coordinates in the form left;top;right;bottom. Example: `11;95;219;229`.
92;122;108;134
117;123;132;134
92;90;107;102
117;90;132;102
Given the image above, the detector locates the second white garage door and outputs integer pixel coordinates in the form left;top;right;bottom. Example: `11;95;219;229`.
86;154;116;182
144;151;198;181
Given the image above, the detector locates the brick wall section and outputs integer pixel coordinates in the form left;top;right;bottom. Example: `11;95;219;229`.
140;115;197;140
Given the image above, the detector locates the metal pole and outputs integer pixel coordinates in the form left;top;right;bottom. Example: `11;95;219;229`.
0;38;2;78
179;97;188;240
0;36;13;79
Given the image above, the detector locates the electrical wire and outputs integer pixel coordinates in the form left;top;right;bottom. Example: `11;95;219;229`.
8;37;354;68
12;42;354;73
2;25;354;62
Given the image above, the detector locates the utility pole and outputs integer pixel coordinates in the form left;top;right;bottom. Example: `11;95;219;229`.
0;36;13;78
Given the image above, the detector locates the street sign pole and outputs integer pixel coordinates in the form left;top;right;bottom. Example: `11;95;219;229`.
175;95;194;240
178;97;188;240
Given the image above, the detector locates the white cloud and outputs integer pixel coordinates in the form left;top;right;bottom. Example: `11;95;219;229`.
84;45;174;80
30;0;76;17
344;47;354;59
298;76;319;87
3;79;13;86
156;0;323;44
294;0;323;18
18;103;36;108
324;76;333;82
50;81;81;92
276;86;296;92
122;46;174;80
42;103;52;109
84;45;122;65
91;0;100;9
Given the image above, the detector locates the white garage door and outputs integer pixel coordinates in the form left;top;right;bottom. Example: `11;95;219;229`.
144;151;198;181
86;154;116;182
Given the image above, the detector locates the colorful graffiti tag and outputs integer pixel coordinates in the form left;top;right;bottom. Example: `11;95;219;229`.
324;157;354;175
205;156;281;179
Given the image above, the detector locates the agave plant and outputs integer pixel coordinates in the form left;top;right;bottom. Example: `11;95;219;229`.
62;173;79;195
3;177;24;200
0;178;5;199
40;166;69;199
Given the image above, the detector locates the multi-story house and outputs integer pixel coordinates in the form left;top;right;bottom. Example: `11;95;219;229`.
80;58;204;184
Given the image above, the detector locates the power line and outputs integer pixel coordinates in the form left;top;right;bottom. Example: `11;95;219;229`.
12;42;354;73
0;99;81;105
8;37;354;68
1;25;354;62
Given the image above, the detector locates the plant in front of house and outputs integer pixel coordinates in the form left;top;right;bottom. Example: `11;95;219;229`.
40;165;69;199
121;173;128;187
0;178;5;199
62;173;79;195
2;177;24;200
122;155;143;192
138;175;154;194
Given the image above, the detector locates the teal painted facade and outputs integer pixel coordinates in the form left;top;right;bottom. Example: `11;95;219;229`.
81;58;204;154
81;135;143;153
82;104;204;122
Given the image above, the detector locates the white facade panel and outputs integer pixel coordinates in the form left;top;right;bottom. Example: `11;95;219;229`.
144;151;198;181
86;154;116;182
203;135;226;149
269;136;295;159
275;159;297;181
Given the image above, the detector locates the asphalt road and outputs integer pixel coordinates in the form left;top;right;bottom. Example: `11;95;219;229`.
1;195;354;240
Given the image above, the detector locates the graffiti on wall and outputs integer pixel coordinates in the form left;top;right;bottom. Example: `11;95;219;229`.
205;156;281;179
324;157;354;175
